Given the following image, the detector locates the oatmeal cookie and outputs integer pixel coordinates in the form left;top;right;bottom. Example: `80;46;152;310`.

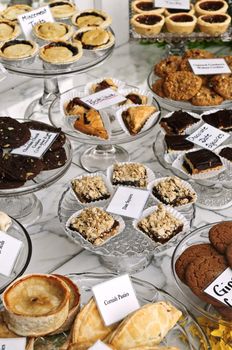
223;55;232;71
152;78;166;98
191;86;224;106
183;48;214;59
211;74;232;100
163;71;202;101
154;55;182;78
179;58;192;72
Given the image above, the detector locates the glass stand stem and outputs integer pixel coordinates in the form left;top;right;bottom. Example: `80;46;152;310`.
39;77;60;105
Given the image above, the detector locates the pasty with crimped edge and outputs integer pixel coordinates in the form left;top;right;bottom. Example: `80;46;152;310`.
72;297;118;346
108;302;182;350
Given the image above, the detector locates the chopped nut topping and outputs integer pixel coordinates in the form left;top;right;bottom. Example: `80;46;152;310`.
71;175;110;203
112;163;147;187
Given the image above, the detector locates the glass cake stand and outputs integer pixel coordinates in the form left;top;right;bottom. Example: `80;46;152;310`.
0;119;73;225
49;85;161;172
0;217;32;294
154;130;232;210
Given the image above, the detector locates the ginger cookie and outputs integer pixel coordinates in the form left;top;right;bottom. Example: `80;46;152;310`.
0;117;31;148
152;79;166;98
183;49;214;59
209;221;232;254
154;55;182;78
163;71;202;101
175;243;219;283
191;86;224;106
211;74;232;100
214;305;232;321
185;255;228;306
225;242;232;268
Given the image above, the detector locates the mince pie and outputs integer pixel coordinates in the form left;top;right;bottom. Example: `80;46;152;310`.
73;27;114;50
0;20;20;42
122;105;157;135
1;5;32;22
165;13;197;34
49;0;77;19
112;163;148;188
131;13;165;35
197;13;231;34
195;0;228;16
39;41;83;65
33;22;73;42
132;0;165;15
0;39;38;60
71;175;111;203
73;109;108;140
72;9;112;29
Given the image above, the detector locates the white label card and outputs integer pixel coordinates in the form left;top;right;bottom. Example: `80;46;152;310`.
204;267;232;308
80;88;126;110
0;63;8;82
0;338;27;350
88;340;112;350
107;187;149;219
186;123;230;151
92;274;140;326
0;231;22;277
11;129;58;158
155;0;190;10
189;58;231;75
18;6;54;39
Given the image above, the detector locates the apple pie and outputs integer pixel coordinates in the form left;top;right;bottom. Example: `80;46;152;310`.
122;105;157;135
73;109;108;139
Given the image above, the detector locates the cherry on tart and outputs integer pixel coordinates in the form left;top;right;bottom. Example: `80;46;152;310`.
198;13;231;34
131;13;165;35
195;0;228;16
132;0;165;15
165;14;197;34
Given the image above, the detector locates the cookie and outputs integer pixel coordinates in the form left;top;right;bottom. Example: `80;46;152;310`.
0;178;25;189
214;305;232;321
225;243;232;268
23;120;66;151
183;49;214;59
154;55;182;78
209;221;232;254
163;71;202;101
152;79;166;98
179;58;192;72
185;255;228;307
191;86;224;106
175;243;219;283
223;55;232;71
42;147;67;170
0;117;31;148
211;74;232;100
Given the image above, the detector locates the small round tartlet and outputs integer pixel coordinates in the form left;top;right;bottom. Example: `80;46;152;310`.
165;13;197;34
0;39;38;64
33;22;74;42
1;4;32;22
198;13;231;34
72;9;112;29
131;13;165;35
132;0;165;15
195;0;228;16
164;4;195;16
73;26;115;50
39;40;83;65
0;20;21;42
2;274;70;336
49;0;77;20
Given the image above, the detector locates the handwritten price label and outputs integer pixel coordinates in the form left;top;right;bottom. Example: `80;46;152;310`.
80;88;126;110
154;0;190;9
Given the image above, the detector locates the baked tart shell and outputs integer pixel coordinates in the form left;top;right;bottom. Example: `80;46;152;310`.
73;26;115;50
39;40;83;65
195;0;228;16
0;20;21;42
72;9;112;29
49;0;77;19
132;0;165;15
197;13;231;34
131;13;165;35
33;22;74;42
165;14;197;34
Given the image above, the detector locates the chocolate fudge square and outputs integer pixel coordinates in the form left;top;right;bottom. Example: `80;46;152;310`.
183;149;223;175
160;111;200;135
219;147;232;162
164;134;194;152
202;110;232;132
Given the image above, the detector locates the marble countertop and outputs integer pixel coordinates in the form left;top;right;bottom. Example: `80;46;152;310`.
1;41;232;312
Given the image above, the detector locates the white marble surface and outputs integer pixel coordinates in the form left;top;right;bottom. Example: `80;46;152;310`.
0;41;232;310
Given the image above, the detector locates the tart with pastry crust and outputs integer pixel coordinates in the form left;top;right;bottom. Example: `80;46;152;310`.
132;0;165;15
73;26;114;50
165;13;197;34
1;4;32;22
0;39;38;60
33;22;73;42
72;9;112;29
195;0;228;16
131;13;165;35
0;20;21;42
49;0;77;19
197;13;231;34
39;40;83;65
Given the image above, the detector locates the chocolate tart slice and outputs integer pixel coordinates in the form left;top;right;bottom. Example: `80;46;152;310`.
1;4;32;22
219;147;232;162
165;13;197;34
39;41;83;65
72;9;112;29
49;0;77;19
131;13;165;35
164;4;195;16
73;109;108;140
182;149;223;175
195;0;228;16
0;39;38;61
33;22;73;42
112;163;147;188
73;27;114;50
132;0;165;15
0;20;21;42
122;105;157;135
160;111;200;135
198;13;231;34
164;135;194;152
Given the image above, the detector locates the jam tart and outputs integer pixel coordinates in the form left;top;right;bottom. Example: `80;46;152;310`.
72;9;112;29
132;0;165;15
73;109;108;140
73;26;115;50
33;22;74;42
0;39;38;61
164;4;195;16
0;20;21;42
39;41;83;65
49;0;77;19
197;13;231;34
165;13;197;34
131;13;165;35
195;0;228;16
1;4;32;22
122;105;157;135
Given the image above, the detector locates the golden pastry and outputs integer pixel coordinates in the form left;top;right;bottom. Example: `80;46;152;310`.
131;13;165;35
195;0;228;16
49;0;77;19
33;22;73;42
164;4;195;16
73;26;115;50
91;78;118;93
0;39;38;60
165;14;197;34
0;311;19;338
72;9;112;29
1;4;32;22
197;13;231;34
73;109;108;139
0;20;21;42
39;41;83;65
122;105;157;135
132;1;165;15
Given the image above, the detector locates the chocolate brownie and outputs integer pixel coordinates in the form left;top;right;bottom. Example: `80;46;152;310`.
175;243;219;283
219;147;232;162
160;111;200;135
42;147;67;170
164;135;194;152
185;255;228;306
23;120;66;151
202;109;232;132
0;117;31;148
0;178;25;189
226;242;232;268
183;149;223;175
209;221;232;254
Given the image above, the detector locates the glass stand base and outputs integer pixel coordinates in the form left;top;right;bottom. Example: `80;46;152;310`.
99;254;153;274
0;194;43;226
24;97;51;122
192;183;232;210
80;144;130;172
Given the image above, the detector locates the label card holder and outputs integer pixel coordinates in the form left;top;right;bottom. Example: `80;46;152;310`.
204;267;232;308
92;274;140;326
11;129;59;159
0;231;23;277
186;123;230;151
188;58;231;75
154;0;190;10
80;88;126;110
18;6;54;39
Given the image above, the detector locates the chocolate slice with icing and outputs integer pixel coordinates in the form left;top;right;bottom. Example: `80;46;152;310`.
160;111;200;135
165;135;194;152
183;149;222;175
202;110;232;132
